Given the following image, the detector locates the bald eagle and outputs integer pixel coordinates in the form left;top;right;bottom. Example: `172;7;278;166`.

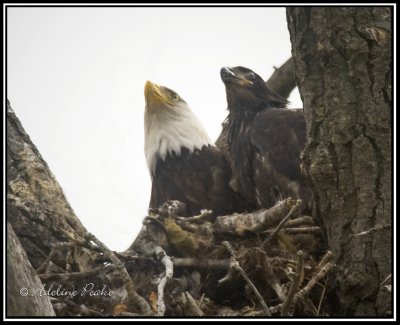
144;81;249;216
217;66;313;210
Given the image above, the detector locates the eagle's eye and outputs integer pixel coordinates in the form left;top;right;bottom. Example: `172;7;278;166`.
172;94;179;101
248;72;256;80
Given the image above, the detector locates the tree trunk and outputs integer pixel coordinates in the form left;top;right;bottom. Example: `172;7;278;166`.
7;100;90;270
287;7;392;316
7;222;56;316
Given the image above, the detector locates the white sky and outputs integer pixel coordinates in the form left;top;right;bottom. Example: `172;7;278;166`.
7;6;302;251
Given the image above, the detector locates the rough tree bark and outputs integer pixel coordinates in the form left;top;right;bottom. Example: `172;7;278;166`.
7;222;56;316
7;99;91;270
287;7;392;316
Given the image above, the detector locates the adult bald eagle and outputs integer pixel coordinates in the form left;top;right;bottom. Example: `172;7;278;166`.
217;66;313;211
144;81;249;216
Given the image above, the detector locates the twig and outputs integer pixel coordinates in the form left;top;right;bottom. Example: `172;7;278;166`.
262;200;302;248
173;257;230;270
294;261;335;303
285;216;314;227
215;198;296;235
222;241;271;316
316;284;326;316
380;273;392;287
85;233;152;315
36;242;73;274
218;268;236;286
38;264;115;280
352;224;391;238
176;209;213;223
182;291;204;316
315;250;334;274
281;250;304;316
265;226;321;235
155;246;173;316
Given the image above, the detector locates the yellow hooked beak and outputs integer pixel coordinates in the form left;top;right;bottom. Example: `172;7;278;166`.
144;81;173;107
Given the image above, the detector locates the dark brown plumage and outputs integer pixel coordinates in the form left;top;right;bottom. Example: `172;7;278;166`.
217;66;313;210
144;81;249;216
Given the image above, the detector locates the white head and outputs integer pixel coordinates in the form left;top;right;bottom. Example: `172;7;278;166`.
144;81;211;176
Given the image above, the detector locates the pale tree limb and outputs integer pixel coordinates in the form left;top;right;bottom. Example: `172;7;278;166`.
285;216;314;227
281;250;304;316
266;57;296;99
215;198;297;235
173;257;230;270
315;250;334;274
222;241;271;316
176;209;213;223
155;246;173;316
262;200;302;248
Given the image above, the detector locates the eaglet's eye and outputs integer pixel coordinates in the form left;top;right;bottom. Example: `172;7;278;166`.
248;72;256;79
172;94;179;101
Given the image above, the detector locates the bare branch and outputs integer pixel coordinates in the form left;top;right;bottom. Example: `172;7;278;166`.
262;199;302;248
155;246;173;316
215;198;297;235
285;216;314;227
173;257;230;270
265;57;296;99
281;250;304;316
295;262;335;303
352;224;391;238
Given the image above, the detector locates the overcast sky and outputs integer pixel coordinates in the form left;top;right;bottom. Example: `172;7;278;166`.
7;6;302;251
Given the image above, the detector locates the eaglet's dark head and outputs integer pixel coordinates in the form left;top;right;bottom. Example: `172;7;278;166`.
220;66;288;109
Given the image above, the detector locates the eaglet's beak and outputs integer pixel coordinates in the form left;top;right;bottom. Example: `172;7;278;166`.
144;81;172;107
220;67;253;86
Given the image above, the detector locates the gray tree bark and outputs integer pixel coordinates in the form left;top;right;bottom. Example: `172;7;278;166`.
7;100;90;270
287;7;392;316
7;222;56;316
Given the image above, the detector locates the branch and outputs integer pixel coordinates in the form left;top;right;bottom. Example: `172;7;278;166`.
281;250;304;316
214;198;297;235
265;57;296;99
155;246;173;316
262;199;302;248
181;291;204;316
36;242;73;274
173;257;230;270
85;233;152;315
285;216;314;227
352;224;391;238
176;209;213;223
222;241;271;316
294;261;335;303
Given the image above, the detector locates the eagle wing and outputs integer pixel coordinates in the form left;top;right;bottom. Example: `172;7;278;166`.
250;108;308;207
150;145;249;216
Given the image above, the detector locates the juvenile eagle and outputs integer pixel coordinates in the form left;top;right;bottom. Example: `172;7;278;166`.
217;66;313;210
144;81;249;216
